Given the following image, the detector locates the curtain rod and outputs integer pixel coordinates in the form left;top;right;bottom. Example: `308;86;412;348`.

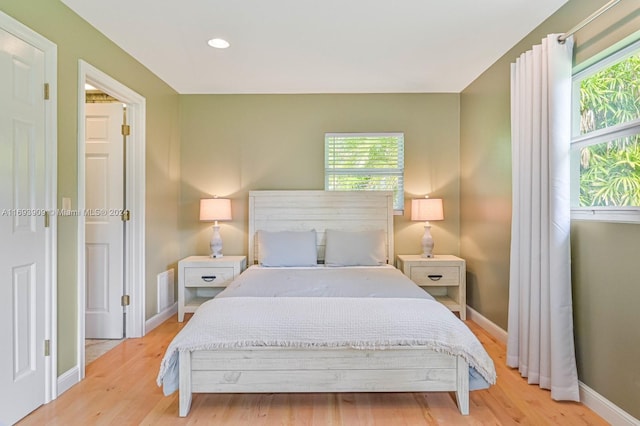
558;0;621;43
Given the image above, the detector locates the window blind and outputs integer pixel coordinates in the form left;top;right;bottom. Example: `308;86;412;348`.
325;132;404;211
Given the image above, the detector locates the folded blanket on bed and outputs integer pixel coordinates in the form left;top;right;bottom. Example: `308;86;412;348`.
157;296;496;395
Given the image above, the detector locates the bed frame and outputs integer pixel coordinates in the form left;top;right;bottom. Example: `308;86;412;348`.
178;190;470;416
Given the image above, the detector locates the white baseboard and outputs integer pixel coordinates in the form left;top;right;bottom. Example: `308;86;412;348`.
466;305;508;344
579;382;639;426
56;366;80;397
145;302;177;332
466;305;638;425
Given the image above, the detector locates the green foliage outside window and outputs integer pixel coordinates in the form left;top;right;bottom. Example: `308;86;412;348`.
578;54;640;207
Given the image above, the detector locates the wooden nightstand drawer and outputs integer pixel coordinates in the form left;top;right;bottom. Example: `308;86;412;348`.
184;267;235;287
410;266;460;287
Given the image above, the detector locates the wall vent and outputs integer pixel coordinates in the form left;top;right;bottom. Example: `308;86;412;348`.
157;269;175;313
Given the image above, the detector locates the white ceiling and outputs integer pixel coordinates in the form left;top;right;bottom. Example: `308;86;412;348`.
61;0;568;94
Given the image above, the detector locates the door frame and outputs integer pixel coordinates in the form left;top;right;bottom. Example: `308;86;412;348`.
0;11;58;402
77;60;146;379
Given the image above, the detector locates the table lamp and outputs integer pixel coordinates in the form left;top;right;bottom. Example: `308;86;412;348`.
411;197;444;258
200;197;232;258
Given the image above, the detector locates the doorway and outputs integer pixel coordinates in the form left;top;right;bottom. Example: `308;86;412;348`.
84;97;126;360
77;61;146;380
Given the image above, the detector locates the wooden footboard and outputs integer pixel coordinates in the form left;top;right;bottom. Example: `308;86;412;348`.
178;347;469;417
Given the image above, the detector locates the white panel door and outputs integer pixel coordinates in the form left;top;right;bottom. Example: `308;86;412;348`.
0;27;47;425
85;102;124;339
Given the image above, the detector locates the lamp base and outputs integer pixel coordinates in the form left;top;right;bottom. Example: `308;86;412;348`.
420;223;435;258
210;224;224;258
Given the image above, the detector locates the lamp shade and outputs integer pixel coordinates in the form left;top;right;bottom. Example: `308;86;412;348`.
411;198;444;221
199;198;232;221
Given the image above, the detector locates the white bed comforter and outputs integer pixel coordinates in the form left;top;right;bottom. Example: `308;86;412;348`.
157;295;496;395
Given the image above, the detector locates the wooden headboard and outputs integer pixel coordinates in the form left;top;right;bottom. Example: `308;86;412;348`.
248;190;394;265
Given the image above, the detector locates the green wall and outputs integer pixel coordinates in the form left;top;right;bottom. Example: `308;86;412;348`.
460;0;640;418
0;1;181;374
571;221;640;416
179;94;461;260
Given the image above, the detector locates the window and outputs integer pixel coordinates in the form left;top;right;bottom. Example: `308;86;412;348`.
325;132;404;212
571;39;640;223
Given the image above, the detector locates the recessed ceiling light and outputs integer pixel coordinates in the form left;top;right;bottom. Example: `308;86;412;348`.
208;38;230;49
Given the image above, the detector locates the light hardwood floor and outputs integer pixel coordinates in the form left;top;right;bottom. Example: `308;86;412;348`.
19;316;607;425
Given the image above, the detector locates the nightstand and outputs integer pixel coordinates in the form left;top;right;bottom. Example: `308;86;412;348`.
396;254;466;320
178;255;247;322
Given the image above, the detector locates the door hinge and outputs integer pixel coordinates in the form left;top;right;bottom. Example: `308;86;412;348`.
44;339;50;356
44;211;50;228
121;124;130;136
121;294;130;306
44;83;50;100
121;209;130;222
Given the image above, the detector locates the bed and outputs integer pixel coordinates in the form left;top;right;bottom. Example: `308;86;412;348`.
157;190;496;416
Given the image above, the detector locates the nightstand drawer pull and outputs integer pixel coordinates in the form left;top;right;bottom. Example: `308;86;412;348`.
427;274;443;281
201;275;217;282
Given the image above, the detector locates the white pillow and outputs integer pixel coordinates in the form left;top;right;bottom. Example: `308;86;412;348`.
257;230;318;267
324;229;387;266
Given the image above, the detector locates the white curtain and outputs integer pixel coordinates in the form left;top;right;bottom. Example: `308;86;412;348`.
507;34;579;401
